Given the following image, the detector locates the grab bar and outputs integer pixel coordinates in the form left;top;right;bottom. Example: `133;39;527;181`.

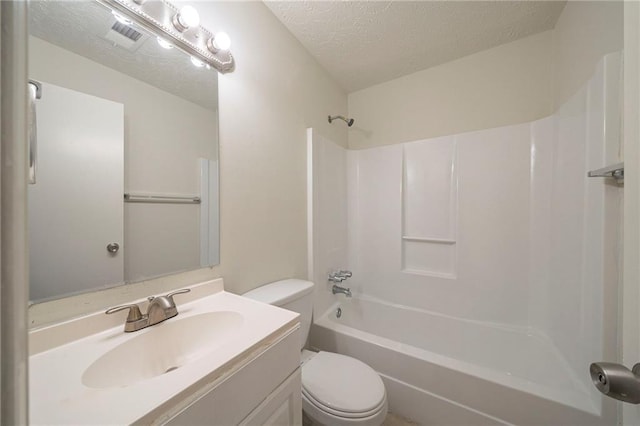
27;80;42;184
124;193;201;204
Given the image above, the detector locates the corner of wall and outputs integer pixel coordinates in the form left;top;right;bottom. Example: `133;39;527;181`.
551;0;624;110
346;30;555;150
195;1;348;295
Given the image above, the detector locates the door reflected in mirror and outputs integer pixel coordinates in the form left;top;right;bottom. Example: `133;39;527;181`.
28;0;219;303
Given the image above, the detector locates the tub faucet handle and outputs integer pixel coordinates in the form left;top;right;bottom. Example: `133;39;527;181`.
329;270;352;282
328;272;345;283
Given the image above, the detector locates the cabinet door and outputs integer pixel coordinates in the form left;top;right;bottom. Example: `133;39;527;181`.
161;328;300;426
240;369;302;426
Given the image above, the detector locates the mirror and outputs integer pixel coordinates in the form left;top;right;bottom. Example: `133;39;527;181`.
27;0;219;303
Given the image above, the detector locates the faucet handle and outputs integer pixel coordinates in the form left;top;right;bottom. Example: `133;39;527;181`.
166;288;191;300
164;288;191;306
338;270;353;278
105;304;143;322
328;273;345;283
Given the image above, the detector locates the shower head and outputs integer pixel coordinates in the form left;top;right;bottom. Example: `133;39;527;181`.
328;115;355;127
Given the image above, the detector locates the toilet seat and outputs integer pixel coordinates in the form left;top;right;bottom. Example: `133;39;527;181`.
303;388;387;419
301;351;387;420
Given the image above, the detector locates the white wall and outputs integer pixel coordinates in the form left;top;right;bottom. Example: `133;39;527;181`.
194;1;348;295
29;36;217;284
348;31;553;149
622;3;640;425
348;1;624;151
308;129;348;317
552;1;624;109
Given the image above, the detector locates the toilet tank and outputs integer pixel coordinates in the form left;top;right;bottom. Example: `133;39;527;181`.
243;279;314;350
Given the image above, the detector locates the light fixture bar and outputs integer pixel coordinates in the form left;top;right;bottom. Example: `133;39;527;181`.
95;0;234;73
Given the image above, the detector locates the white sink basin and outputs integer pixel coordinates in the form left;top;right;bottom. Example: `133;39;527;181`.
30;283;300;425
82;311;243;389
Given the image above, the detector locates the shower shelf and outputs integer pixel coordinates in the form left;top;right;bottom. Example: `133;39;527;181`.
402;236;455;244
587;162;624;183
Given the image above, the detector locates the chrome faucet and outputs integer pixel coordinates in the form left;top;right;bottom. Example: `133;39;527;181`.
328;270;352;283
329;270;353;297
332;284;352;297
106;288;191;332
329;275;344;283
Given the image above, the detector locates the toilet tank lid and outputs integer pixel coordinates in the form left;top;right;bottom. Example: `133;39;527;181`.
243;279;314;306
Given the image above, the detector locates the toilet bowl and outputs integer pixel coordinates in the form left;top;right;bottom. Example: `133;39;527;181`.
301;350;387;426
243;279;388;426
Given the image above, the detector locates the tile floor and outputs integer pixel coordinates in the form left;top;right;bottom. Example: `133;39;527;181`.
382;412;419;425
303;411;418;425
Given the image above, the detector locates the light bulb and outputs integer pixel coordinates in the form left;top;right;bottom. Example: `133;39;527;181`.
112;11;132;26
214;32;231;51
157;37;173;49
208;32;231;52
190;57;205;68
174;5;200;31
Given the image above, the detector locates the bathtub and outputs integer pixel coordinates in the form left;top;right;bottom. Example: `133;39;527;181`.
309;296;614;426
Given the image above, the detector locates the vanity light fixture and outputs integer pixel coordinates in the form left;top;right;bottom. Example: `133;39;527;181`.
157;37;173;49
172;5;200;32
97;0;235;73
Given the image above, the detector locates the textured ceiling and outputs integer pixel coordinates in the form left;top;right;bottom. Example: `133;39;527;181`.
265;1;566;92
29;0;217;110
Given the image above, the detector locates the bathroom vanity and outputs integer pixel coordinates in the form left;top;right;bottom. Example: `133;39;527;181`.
29;279;302;425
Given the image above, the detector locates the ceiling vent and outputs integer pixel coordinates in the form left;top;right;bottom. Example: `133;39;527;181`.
103;21;147;51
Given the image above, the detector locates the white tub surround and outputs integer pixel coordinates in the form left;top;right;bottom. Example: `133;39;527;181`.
29;278;301;425
308;53;621;425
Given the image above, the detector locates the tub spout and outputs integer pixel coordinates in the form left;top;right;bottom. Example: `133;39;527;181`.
332;284;352;297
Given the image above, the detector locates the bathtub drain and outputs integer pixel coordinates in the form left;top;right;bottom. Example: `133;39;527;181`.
336;307;342;318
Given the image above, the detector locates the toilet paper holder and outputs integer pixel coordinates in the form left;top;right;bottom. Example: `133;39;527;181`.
590;362;640;404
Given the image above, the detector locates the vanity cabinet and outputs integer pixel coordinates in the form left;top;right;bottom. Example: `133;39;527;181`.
163;327;302;426
239;369;301;426
29;283;301;426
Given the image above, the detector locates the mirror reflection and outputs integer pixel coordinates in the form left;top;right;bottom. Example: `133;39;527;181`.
28;0;219;303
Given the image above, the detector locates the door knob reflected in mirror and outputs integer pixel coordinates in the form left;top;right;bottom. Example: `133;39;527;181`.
106;243;120;254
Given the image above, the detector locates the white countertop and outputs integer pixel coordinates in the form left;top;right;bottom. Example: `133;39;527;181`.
29;280;299;425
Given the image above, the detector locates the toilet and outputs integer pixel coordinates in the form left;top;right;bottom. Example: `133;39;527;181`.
244;279;388;426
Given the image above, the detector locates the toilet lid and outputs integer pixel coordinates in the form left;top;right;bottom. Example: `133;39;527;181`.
301;351;385;415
